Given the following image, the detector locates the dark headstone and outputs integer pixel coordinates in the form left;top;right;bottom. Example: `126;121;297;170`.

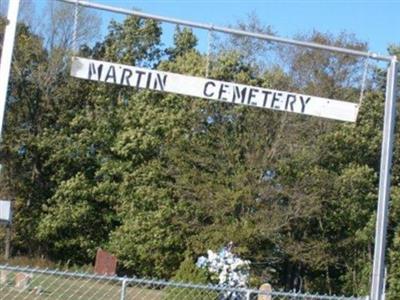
94;249;117;276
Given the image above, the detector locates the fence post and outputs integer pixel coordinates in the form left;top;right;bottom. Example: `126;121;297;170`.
246;290;251;300
120;278;128;300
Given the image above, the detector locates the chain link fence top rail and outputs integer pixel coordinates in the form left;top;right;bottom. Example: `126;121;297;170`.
0;264;368;300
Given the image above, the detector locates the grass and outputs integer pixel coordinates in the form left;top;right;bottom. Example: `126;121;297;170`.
0;259;220;299
0;272;220;299
0;272;166;300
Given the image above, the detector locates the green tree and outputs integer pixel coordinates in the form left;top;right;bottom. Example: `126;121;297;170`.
167;26;198;60
388;188;400;300
35;15;165;264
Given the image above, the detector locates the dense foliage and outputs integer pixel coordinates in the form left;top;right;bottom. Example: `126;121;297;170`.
1;6;400;298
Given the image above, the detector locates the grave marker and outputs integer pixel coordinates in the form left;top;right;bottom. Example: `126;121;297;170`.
94;249;117;276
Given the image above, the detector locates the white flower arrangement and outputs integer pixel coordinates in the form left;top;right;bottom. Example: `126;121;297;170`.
196;246;251;289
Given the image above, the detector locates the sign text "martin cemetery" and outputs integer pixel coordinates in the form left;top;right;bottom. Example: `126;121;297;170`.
71;57;359;122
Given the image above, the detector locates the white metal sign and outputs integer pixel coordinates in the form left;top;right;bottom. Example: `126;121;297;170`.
0;200;12;223
71;57;359;122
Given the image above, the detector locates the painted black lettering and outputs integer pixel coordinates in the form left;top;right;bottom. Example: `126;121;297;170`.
146;72;153;89
285;94;296;110
232;86;247;103
271;92;282;109
105;66;116;83
153;73;167;91
300;96;311;113
247;88;259;105
262;91;272;107
218;84;229;101
120;68;133;86
135;70;146;88
290;96;296;111
203;81;216;97
88;63;103;81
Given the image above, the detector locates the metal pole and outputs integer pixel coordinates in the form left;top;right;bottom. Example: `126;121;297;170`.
370;57;398;300
56;0;391;62
4;223;10;260
72;0;79;53
0;0;20;138
120;278;127;300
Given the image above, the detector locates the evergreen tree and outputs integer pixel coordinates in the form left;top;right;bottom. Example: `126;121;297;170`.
167;26;198;60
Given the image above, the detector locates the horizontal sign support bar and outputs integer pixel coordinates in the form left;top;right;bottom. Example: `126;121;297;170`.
57;0;392;62
71;57;359;122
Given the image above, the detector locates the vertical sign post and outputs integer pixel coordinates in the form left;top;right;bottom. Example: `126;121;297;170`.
0;0;21;138
4;223;10;260
371;57;398;300
0;0;20;263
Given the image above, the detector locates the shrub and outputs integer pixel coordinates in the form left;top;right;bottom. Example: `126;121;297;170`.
164;256;217;300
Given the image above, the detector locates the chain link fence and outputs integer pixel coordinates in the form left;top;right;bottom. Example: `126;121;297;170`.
0;264;367;300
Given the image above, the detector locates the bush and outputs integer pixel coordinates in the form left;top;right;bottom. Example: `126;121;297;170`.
164;256;217;300
173;256;209;284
